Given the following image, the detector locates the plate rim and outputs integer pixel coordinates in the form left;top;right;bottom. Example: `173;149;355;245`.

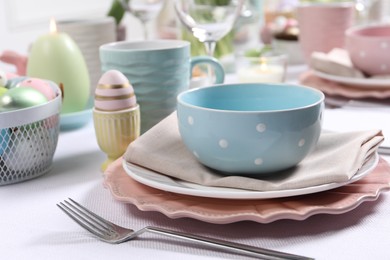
122;153;379;200
312;69;390;88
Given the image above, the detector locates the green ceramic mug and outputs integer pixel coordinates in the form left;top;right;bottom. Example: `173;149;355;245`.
99;40;225;133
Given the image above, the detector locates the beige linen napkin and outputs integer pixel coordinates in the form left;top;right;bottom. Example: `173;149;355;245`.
310;48;365;78
124;112;384;191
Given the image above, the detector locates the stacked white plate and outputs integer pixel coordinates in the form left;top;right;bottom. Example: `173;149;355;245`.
57;17;117;97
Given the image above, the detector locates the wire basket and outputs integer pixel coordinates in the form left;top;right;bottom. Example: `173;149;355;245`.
0;80;62;185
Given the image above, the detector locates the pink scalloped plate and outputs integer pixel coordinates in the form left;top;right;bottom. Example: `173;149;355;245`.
103;158;390;224
300;71;390;99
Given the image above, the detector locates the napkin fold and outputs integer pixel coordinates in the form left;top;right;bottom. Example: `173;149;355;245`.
310;48;365;78
124;112;383;191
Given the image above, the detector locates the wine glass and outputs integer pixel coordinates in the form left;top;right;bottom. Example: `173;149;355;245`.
122;0;164;39
174;0;244;57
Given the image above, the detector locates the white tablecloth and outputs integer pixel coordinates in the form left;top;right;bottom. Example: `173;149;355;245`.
1;69;390;260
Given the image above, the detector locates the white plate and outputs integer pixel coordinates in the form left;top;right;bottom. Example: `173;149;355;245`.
312;70;390;88
123;153;378;200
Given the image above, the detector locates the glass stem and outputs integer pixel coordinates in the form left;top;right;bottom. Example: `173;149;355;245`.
142;23;148;40
204;41;216;57
203;41;217;83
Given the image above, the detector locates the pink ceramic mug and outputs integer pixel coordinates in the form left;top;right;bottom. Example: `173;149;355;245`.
297;2;355;63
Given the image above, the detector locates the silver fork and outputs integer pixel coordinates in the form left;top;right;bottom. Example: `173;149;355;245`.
57;198;314;260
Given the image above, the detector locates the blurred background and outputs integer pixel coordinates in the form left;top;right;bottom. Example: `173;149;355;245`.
1;0;390;73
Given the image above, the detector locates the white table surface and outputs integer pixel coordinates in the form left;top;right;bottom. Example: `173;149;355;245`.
1;68;390;260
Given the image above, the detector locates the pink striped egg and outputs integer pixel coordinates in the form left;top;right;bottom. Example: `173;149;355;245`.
94;70;137;111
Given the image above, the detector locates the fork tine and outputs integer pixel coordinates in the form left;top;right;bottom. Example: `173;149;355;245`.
62;201;110;234
58;199;116;237
67;198;116;229
57;202;108;239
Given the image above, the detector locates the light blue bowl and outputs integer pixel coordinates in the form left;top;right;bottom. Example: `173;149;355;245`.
177;83;325;175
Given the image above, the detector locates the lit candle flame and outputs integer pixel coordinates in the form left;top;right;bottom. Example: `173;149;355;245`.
49;17;57;33
258;57;270;73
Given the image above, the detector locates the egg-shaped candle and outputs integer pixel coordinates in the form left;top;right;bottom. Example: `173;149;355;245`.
26;18;90;114
93;70;140;171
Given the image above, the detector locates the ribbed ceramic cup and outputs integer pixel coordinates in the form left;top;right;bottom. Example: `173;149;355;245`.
297;2;355;63
99;40;225;133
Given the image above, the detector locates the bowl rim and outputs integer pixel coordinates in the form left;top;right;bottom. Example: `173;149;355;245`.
177;83;325;114
345;24;390;38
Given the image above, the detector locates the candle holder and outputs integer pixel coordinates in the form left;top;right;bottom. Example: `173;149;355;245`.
235;50;287;83
93;106;140;171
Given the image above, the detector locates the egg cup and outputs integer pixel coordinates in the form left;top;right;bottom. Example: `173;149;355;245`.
93;105;140;171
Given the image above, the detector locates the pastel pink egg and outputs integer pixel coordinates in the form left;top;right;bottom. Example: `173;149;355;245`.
18;78;56;100
94;70;137;111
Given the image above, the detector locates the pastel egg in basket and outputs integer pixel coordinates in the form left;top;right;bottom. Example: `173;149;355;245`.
177;83;325;175
0;77;62;185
